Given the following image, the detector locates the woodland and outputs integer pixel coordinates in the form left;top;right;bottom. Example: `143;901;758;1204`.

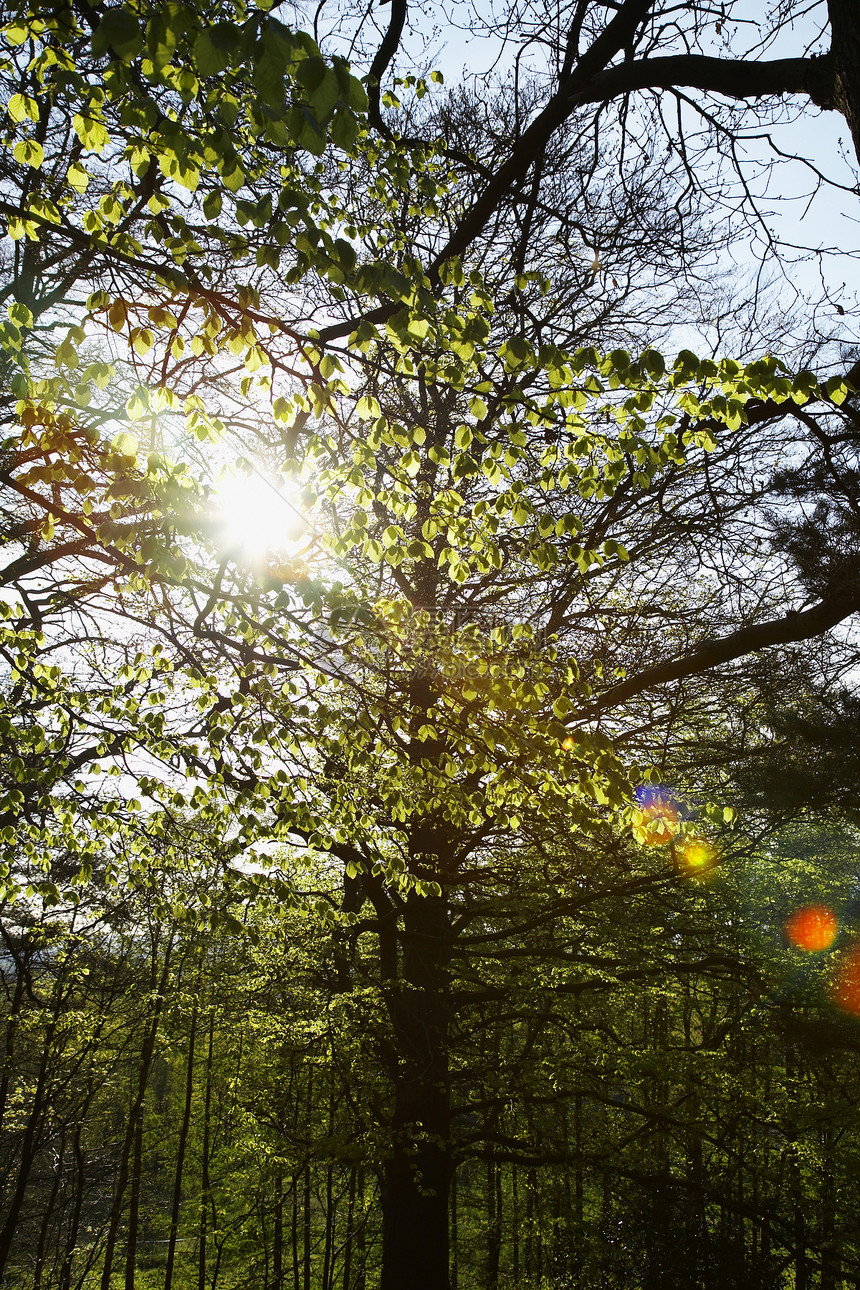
3;1;860;1288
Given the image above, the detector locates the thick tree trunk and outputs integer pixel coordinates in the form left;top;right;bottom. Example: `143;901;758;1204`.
380;890;453;1290
828;0;860;165
381;1134;452;1290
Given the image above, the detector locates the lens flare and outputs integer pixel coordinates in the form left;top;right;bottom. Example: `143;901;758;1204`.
632;786;680;846
830;945;860;1014
677;837;718;878
785;905;838;952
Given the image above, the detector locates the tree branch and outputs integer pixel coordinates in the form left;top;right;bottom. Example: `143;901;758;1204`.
367;0;408;135
589;592;860;715
573;51;836;110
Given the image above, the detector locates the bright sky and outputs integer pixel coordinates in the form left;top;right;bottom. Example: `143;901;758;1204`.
313;0;859;361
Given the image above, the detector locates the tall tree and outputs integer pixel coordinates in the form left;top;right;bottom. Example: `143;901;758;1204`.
3;3;860;1288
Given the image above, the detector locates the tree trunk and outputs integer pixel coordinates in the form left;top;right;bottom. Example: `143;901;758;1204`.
828;0;860;165
486;1157;501;1289
0;1001;63;1281
101;937;172;1290
0;954;27;1133
58;1123;86;1290
450;1168;458;1290
380;890;453;1290
303;1160;311;1290
291;1174;301;1290
198;1007;215;1290
341;1167;355;1290
511;1164;519;1282
123;1088;146;1290
32;1121;67;1290
272;1168;285;1290
165;993;199;1290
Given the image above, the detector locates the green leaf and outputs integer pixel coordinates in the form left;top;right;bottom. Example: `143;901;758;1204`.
126;386;149;420
641;349;665;379
146;7;181;69
66;162;90;193
203;189;223;221
13;139;44;169
330;108;358;152
73;113;110;154
825;375;850;406
7;93;38;124
111;430;139;456
92;7;143;60
3;20;29;45
193;22;242;77
287;105;326;155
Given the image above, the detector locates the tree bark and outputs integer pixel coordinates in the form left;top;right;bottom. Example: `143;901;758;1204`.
198;1007;215;1290
380;890;453;1290
828;0;860;165
165;993;199;1290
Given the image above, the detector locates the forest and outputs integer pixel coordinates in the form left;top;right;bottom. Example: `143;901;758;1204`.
2;0;860;1287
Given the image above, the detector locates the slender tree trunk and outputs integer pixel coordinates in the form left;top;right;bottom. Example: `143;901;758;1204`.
58;1123;86;1290
354;1169;366;1290
198;1006;215;1290
341;1167;355;1290
0;1001;64;1281
123;1085;146;1290
101;937;172;1290
322;1084;337;1290
165;993;199;1290
791;1154;809;1290
450;1167;458;1290
486;1157;501;1289
820;1125;839;1290
272;1168;285;1290
262;1205;271;1290
511;1164;519;1282
33;1123;67;1290
292;1174;301;1290
573;1091;583;1279
303;1161;312;1290
322;1161;335;1290
524;1167;534;1279
0;956;27;1133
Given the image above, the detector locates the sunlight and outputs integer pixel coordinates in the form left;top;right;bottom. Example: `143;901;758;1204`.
214;469;310;568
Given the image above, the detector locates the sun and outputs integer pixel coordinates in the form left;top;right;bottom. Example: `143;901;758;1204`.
214;469;309;565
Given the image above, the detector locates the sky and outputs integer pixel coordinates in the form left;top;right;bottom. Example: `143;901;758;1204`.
302;0;859;364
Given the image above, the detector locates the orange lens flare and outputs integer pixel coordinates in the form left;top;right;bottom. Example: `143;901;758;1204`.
830;945;860;1014
633;801;680;847
677;837;718;877
785;905;838;952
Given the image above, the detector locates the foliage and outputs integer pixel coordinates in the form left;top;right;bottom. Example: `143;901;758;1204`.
2;1;860;1288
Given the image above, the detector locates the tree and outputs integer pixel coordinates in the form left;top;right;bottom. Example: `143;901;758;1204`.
346;0;860;344
4;2;860;1288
